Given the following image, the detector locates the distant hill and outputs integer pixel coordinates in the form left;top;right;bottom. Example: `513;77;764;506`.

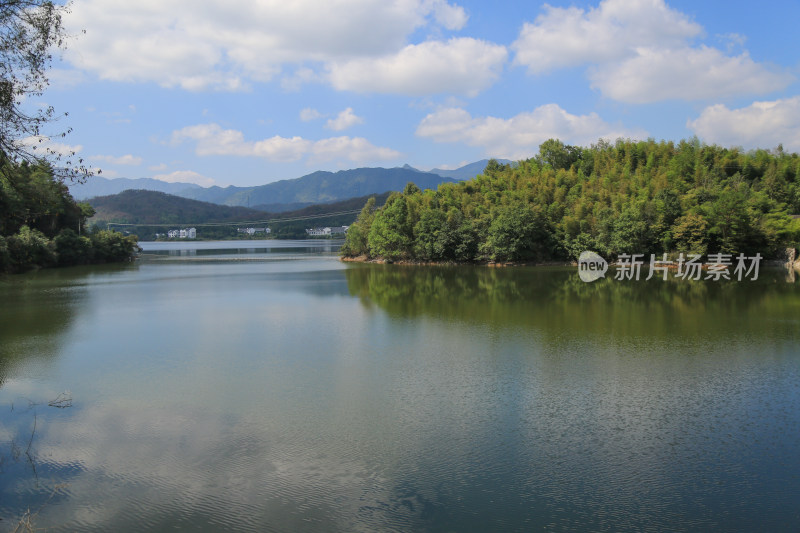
179;166;460;207
69;163;491;208
429;159;514;180
69;176;203;200
88;190;268;225
87;189;394;240
268;191;393;219
89;189;394;226
172;184;252;205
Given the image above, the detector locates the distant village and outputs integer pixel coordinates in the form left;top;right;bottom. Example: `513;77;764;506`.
237;227;271;236
156;228;197;239
305;226;349;236
156;225;349;239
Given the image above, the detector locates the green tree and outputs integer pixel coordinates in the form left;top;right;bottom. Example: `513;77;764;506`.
565;232;597;261
446;208;479;262
653;189;682;250
89;229;139;262
6;224;55;271
707;188;754;253
403;182;421;195
609;205;653;256
340;197;376;257
368;193;413;261
484;158;509;175
672;213;709;255
54;227;92;265
413;206;448;261
537;139;580;170
482;203;549;262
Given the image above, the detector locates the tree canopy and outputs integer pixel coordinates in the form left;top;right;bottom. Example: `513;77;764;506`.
342;138;800;263
0;156;138;273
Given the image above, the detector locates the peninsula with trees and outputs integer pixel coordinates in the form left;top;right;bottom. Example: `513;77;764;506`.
341;138;800;264
0;157;140;274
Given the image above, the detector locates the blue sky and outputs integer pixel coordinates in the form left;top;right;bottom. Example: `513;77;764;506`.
34;0;800;187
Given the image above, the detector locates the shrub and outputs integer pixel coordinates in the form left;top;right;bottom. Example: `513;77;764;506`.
55;229;94;266
6;226;57;273
90;230;140;262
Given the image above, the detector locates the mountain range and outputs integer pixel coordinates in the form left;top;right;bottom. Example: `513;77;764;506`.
70;160;511;211
177;166;459;208
88;189;395;240
89;190;394;226
69;177;203;199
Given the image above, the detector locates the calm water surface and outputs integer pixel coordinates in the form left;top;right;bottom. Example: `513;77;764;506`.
0;240;798;531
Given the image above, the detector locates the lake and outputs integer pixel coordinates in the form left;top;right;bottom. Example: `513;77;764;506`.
1;240;799;532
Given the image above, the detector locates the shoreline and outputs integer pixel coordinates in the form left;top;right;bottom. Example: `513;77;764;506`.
340;254;800;270
340;255;575;267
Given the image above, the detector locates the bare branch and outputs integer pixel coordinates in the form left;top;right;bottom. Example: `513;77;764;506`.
1;1;92;182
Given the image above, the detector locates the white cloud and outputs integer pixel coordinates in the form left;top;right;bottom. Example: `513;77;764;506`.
328;38;507;96
16;135;83;157
64;0;470;92
171;124;255;156
299;108;324;122
325;108;363;131
716;32;747;52
148;163;168;172
92;154;143;165
281;67;322;92
512;0;700;74
416;106;646;159
252;135;312;162
426;0;468;30
511;0;792;103
309;136;401;163
589;47;793;103
153;170;216;187
687;96;800;151
171;123;401;163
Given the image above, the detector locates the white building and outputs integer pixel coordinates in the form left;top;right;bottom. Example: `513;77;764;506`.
305;226;349;237
168;228;196;239
237;227;271;235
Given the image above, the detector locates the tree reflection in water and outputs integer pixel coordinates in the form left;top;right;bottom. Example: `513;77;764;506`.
344;263;800;348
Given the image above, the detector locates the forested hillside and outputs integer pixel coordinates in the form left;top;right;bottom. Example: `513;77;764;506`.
88;189;392;240
0;158;139;273
89;190;268;225
342;139;800;262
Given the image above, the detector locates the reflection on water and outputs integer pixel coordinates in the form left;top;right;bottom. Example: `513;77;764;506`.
139;239;344;260
0;264;138;386
345;264;800;348
0;250;798;532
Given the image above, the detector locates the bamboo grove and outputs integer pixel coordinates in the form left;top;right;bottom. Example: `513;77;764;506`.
341;138;800;262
